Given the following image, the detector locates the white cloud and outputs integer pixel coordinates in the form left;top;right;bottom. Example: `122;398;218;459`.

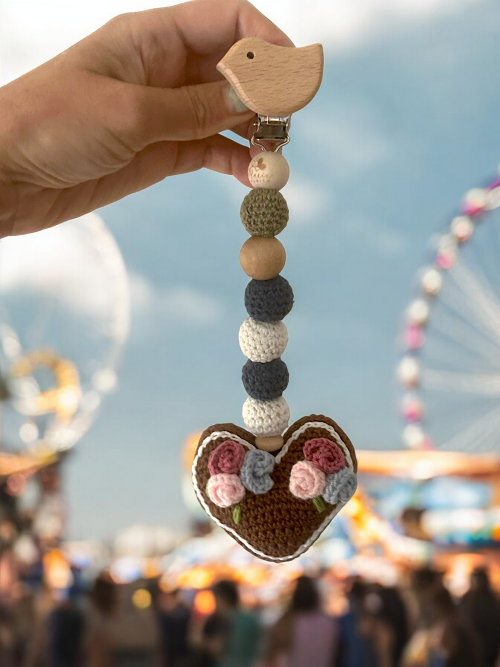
0;0;486;84
282;181;331;225
304;104;392;179
0;214;129;341
271;0;484;50
129;272;225;333
344;214;408;256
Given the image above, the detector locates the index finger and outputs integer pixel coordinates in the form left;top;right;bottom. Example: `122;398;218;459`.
169;0;295;54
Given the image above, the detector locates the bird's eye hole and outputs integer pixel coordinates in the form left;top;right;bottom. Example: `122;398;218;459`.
246;51;255;59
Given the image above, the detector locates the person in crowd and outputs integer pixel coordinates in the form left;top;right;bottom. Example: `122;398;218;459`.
359;583;410;667
47;588;85;667
265;575;338;667
86;572;161;667
460;567;500;667
376;584;409;666
337;579;378;667
46;586;86;667
195;579;261;667
156;587;191;667
418;585;482;667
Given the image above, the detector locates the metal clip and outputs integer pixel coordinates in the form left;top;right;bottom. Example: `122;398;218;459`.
251;115;291;152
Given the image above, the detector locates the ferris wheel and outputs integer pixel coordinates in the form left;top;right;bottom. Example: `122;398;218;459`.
0;213;130;457
398;172;500;454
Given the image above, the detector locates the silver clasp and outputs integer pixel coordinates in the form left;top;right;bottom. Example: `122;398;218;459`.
251;115;291;152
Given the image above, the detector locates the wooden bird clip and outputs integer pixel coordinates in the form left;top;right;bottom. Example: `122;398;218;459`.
217;37;324;118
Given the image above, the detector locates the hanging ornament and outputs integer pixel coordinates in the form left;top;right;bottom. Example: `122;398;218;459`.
191;38;357;562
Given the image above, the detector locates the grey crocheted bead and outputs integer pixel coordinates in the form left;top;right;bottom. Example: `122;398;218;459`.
242;358;289;401
240;449;275;494
245;276;294;323
323;468;357;505
240;189;289;237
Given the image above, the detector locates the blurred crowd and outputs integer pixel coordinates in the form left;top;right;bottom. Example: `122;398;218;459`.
0;564;499;667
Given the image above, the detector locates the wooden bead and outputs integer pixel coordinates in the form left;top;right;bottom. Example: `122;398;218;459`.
248;152;289;191
255;435;284;452
240;237;285;280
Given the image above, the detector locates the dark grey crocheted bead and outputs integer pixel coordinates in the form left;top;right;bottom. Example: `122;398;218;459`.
244;276;294;323
240;189;289;237
242;358;289;401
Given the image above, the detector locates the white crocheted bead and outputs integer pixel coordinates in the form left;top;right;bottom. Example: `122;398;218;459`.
242;397;290;437
239;317;288;363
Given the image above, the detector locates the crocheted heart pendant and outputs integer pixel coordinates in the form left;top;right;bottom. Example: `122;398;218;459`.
192;414;357;562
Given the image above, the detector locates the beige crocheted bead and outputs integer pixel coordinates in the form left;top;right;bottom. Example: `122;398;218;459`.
248;152;290;190
239;317;288;362
242;396;290;437
240;237;285;280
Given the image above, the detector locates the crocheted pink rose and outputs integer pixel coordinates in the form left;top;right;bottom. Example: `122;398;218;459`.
208;440;246;475
207;474;245;508
303;438;346;473
289;461;326;500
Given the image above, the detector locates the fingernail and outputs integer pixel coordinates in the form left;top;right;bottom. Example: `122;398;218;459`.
227;85;249;113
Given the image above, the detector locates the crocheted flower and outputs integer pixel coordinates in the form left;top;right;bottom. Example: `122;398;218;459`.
289;460;326;500
240;449;275;495
207;473;245;508
323;468;357;506
303;438;346;473
208;440;246;475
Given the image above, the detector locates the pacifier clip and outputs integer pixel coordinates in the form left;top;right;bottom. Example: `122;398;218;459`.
192;38;358;562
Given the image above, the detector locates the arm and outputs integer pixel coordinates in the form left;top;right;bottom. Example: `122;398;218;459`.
0;0;292;238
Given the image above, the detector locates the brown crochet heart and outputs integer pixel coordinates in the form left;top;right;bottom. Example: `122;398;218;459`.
192;414;357;562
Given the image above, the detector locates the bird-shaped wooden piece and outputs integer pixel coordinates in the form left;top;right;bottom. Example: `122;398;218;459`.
217;37;323;117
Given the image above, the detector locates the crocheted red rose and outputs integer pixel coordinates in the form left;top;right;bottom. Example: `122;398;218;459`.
303;438;345;473
208;440;246;475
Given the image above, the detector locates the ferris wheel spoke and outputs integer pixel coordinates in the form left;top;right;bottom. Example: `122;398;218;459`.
445;258;500;344
427;310;500;371
437;401;500;453
424;369;500;395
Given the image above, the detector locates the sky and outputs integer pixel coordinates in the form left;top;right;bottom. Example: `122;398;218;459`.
1;0;500;540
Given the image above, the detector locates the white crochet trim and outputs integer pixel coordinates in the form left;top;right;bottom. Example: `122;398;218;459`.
192;421;356;563
242;397;290;436
239;317;288;363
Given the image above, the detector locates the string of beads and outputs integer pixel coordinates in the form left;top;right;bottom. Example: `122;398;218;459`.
240;151;292;447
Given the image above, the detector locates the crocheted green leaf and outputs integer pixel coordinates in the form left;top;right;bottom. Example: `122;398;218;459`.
313;496;325;513
233;504;241;524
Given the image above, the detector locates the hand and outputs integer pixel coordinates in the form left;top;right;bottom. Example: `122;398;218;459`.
0;0;292;237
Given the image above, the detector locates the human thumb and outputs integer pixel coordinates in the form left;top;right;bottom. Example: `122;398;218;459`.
136;80;254;146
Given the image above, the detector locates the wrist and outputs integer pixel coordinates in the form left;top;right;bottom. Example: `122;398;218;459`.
0;179;17;238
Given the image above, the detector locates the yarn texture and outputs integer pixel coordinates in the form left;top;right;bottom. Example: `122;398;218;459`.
304;438;346;473
289;460;326;499
192;415;357;562
239;317;288;363
207;473;245;508
245;276;294;323
240;188;289;237
242;396;290;436
208;440;245;475
323;468;357;505
242;358;289;401
240;449;275;494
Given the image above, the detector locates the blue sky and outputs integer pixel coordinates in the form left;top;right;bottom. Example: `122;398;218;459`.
2;0;500;539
